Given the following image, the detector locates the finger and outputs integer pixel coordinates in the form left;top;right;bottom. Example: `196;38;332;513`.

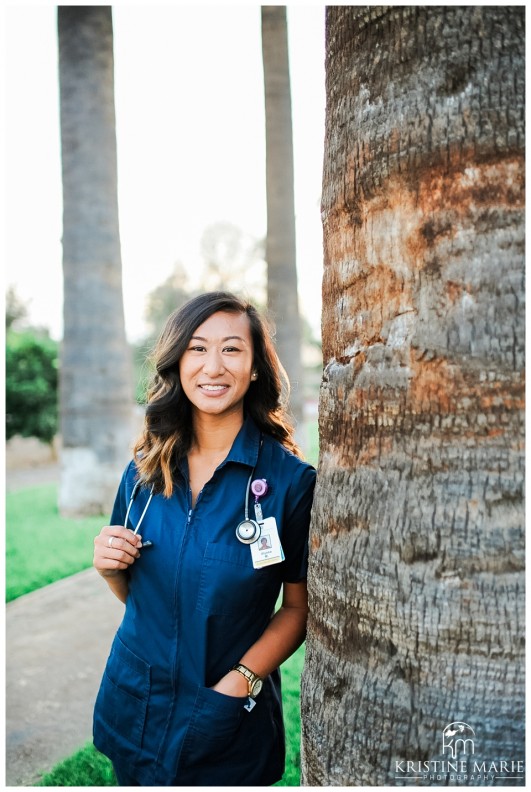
94;554;132;572
99;525;137;541
93;544;139;572
93;542;133;573
93;527;143;577
97;527;142;550
104;535;141;560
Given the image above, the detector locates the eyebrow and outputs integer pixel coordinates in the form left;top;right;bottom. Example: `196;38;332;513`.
190;335;248;343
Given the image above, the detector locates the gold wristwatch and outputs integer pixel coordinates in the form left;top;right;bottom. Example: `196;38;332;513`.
231;663;263;698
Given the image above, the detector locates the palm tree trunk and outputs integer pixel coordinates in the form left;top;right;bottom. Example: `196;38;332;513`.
58;6;134;516
261;6;304;435
302;6;525;785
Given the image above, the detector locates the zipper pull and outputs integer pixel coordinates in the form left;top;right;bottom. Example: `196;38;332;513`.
187;508;192;524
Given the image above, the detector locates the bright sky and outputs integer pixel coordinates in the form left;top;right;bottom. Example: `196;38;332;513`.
5;3;326;342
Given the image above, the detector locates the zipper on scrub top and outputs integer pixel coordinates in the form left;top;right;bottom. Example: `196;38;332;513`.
187;484;205;523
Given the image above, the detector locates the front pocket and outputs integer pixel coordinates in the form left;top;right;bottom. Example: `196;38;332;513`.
181;686;246;765
94;635;150;750
196;541;278;616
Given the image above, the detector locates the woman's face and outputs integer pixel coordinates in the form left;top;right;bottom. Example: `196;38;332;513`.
179;310;255;420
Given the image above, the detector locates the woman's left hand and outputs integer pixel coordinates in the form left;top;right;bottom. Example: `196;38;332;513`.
210;669;248;698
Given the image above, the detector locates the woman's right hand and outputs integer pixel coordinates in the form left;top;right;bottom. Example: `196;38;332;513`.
93;525;143;577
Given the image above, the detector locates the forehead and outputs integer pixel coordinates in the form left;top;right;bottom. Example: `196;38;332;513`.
192;310;252;342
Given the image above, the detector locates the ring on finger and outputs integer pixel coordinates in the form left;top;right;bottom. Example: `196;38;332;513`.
108;536;115;548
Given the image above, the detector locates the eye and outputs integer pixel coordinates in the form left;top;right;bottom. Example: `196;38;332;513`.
189;345;206;352
223;346;240;353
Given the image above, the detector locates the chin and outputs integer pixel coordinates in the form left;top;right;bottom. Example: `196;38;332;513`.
196;399;245;418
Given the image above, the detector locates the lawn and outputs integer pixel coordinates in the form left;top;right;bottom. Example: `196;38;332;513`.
6;484;104;602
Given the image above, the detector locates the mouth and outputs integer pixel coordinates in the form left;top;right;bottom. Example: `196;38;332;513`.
198;384;229;394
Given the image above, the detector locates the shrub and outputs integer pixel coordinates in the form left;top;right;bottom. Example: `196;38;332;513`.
6;330;59;444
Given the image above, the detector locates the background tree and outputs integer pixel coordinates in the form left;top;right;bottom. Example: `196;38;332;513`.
6;330;58;445
301;7;524;785
58;6;134;516
199;222;265;298
143;261;192;342
6;285;29;331
261;6;303;433
6;287;59;446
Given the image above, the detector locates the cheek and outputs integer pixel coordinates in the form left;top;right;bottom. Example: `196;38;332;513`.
237;364;253;385
179;356;194;378
178;361;194;391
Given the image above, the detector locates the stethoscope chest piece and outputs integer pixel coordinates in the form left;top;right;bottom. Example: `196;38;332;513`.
236;518;261;544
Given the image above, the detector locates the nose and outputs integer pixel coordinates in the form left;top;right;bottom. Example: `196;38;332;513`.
202;348;225;377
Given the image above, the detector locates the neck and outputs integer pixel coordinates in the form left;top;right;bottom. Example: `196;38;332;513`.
191;409;244;456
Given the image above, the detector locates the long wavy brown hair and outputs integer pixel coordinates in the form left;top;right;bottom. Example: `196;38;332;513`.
133;292;302;496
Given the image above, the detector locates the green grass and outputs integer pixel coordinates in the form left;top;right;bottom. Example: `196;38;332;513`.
6;484;103;601
275;643;306;785
305;417;319;468
38;743;117;786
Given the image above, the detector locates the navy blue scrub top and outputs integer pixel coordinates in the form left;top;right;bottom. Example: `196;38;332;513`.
93;416;316;786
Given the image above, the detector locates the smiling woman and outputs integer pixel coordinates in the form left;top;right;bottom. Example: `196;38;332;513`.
180;312;255;418
179;312;258;506
92;291;316;786
132;292;300;497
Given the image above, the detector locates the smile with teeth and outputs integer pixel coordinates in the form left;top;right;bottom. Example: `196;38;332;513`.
199;384;229;391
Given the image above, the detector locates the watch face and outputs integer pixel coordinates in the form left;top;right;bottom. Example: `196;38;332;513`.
251;678;263;697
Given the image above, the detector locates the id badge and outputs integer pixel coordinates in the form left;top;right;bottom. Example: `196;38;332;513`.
250;517;285;569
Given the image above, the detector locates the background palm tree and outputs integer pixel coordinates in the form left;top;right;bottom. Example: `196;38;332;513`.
58;6;134;516
301;6;525;785
261;6;303;435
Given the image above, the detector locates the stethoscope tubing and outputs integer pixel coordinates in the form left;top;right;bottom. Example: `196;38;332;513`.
124;481;154;535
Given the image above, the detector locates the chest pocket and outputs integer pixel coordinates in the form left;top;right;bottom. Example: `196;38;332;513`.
196;541;279;616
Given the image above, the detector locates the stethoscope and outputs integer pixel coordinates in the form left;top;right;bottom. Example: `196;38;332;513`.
124;481;155;545
123;445;268;547
235;474;268;545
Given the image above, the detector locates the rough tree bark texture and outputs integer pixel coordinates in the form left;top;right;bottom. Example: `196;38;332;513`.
261;6;304;431
301;7;524;786
58;6;134;516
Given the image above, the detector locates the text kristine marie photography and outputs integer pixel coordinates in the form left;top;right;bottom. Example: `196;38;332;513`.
394;722;525;785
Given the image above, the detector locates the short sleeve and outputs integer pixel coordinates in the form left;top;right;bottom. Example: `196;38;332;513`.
281;463;316;583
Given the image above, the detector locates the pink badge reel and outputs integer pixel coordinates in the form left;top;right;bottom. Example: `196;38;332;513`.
251;478;268;500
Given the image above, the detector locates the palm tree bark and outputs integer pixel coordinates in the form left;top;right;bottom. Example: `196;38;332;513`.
58;6;134;516
261;6;304;433
302;6;524;785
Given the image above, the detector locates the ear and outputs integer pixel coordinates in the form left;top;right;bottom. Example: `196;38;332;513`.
251;370;258;381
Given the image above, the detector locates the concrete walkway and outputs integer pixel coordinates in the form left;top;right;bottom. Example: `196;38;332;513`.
6;568;124;786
